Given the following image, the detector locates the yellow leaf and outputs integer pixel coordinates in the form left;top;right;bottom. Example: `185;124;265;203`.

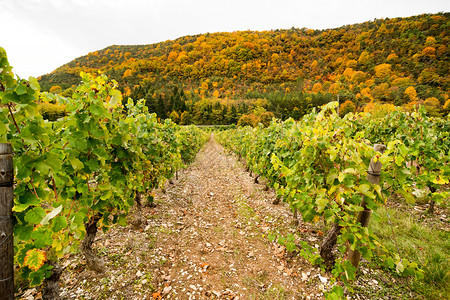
432;176;448;185
109;89;122;108
52;237;63;253
313;215;320;223
23;249;47;271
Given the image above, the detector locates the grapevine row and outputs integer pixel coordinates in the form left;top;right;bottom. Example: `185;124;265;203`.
0;47;208;288
216;102;449;295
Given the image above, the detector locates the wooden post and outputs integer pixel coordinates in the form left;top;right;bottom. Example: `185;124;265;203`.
337;94;339;116
347;144;386;268
0;143;14;300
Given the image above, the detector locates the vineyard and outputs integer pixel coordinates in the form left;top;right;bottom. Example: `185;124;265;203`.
216;102;450;298
0;48;208;298
1;43;450;300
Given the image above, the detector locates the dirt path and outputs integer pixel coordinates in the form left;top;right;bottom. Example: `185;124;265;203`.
53;135;327;299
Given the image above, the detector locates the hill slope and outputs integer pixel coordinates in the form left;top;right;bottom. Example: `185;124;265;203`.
38;13;449;122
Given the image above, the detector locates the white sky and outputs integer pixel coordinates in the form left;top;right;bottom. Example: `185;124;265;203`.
2;0;449;79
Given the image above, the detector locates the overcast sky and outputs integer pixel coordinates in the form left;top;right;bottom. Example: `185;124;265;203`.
2;0;449;78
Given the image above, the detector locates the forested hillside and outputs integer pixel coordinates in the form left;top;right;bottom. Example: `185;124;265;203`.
38;13;449;124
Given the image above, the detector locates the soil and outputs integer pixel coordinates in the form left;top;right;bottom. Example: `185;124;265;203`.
16;134;445;300
58;134;326;300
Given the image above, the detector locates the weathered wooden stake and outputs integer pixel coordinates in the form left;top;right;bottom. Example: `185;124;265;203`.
347;144;386;268
0;143;14;300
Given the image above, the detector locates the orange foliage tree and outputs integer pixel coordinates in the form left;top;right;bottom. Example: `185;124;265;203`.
404;86;418;102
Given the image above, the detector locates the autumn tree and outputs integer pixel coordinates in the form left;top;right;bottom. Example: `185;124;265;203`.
358;51;371;66
374;63;392;79
237;114;256;127
425;36;436;46
424;97;442;117
404;86;418;102
421;47;436;58
328;83;340;95
343;68;354;81
386;52;398;62
310;60;319;73
49;85;62;93
258;111;275;127
168;51;178;62
312;82;323;93
391;77;412;87
346;59;357;69
443;99;450;115
123;69;133;77
351;71;366;83
363;101;396;118
339;100;356;116
418;69;441;85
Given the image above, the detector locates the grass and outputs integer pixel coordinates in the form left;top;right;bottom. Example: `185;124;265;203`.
242;270;270;297
145;233;156;249
242;275;289;300
261;284;290;299
370;205;449;299
235;195;256;221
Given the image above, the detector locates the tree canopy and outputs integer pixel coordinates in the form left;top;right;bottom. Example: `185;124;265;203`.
38;13;450;123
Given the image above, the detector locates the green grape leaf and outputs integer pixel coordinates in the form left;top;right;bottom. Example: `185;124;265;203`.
69;157;84;170
0;120;7;135
395;189;415;203
355;184;375;199
396;261;405;273
31;228;54;248
51;216;67;232
89;104;105;116
14;191;40;212
3;92;19;103
384;257;395;268
316;197;328;213
28;77;40;90
15;84;27;95
84;159;99;172
19;93;36;103
35;161;51;175
28;266;49;286
45;152;63;172
432;176;448;185
24;207;46;224
13;203;36;213
15;224;34;241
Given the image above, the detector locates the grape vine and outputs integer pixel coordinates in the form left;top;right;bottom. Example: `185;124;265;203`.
216;102;449;296
0;47;208;286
